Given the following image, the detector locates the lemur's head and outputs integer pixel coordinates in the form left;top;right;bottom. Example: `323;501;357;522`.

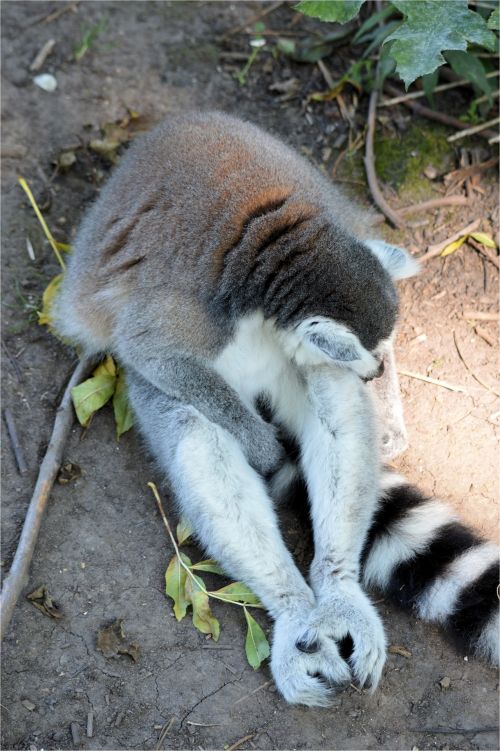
290;238;419;380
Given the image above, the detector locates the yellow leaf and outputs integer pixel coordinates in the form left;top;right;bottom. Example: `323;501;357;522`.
185;574;220;641
190;559;225;575
38;273;63;327
165;552;192;621
93;355;117;378
113;368;134;438
440;236;466;257
54;241;71;253
469;232;497;249
71;373;116;427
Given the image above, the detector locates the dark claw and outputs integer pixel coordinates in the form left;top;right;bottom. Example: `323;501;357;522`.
296;638;320;654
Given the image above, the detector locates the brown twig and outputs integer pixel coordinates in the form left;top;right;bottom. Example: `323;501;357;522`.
364;88;405;228
383;82;498;140
29;39;56;72
453;330;500;398
3;408;28;475
448;116;500;142
0;356;95;639
24;1;80;28
463;310;499;321
419;219;481;262
398;369;467;394
399;196;468;215
379;71;500;106
474;326;495;347
412;727;499;735
226;734;255;751
467;237;500;270
219;2;284;40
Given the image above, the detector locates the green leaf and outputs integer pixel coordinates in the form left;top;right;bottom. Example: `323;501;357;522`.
165;552;192;621
277;26;355;63
244;608;270;670
352;3;394;43
469;232;497;248
445;50;492;101
191;559;226;575
386;1;497;89
113;368;134;438
488;8;500;31
176;518;193;546
296;0;365;23
71;373;116;427
185;574;220;641
210;582;262;606
422;70;438;107
37;273;63;327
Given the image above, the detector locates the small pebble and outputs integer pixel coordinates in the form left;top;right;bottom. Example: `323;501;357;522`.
21;699;36;711
70;721;81;745
439;676;451;690
33;73;57;92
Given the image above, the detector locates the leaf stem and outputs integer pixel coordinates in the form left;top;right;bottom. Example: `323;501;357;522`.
18;177;66;270
148;482;263;609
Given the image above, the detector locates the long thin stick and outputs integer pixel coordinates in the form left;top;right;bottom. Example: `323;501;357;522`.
399;196;468;214
0;356;94;638
383;82;497;140
148;483;262;609
364;88;405;228
379;71;500;106
3;408;28;475
398;369;468;394
453;331;500;398
419;219;481;262
448;116;500;142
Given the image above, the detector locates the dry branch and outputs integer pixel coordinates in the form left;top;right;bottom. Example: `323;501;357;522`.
0;356;95;639
419;219;481;262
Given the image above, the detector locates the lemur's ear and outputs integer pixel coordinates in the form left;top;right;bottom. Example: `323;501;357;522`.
298;319;378;377
365;239;419;280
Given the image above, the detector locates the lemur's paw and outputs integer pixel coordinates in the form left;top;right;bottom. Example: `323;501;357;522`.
302;583;386;692
271;612;351;707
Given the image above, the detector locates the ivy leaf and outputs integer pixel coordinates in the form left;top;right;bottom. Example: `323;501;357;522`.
488;8;500;31
445;50;492;102
244;608;270;670
296;0;365;24
38;273;63;327
113;368;134;437
386;1;497;89
185;574;220;641
210;582;262;606
71;373;116;427
165;552;192;621
176;518;193;546
190;559;226;575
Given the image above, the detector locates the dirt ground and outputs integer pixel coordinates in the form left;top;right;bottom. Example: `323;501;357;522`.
1;2;499;750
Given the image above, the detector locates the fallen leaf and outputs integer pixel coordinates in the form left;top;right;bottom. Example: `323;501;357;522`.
38;273;63;327
57;461;82;485
165;552;192;621
440;236;466;257
469;231;497;248
244;608;270;669
113;368;134;438
176;518;193;546
190;559;225;575
93;354;117;378
185;574;220;640
27;585;63;619
71;373;116;427
388;644;412;658
96;619;140;662
210;582;262;606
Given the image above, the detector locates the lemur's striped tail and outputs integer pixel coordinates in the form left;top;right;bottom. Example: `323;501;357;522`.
362;472;499;665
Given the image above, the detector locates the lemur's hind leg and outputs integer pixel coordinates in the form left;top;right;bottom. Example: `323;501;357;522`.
127;371;351;707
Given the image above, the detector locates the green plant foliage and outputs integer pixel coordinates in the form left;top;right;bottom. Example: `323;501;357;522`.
71;372;116;427
244;608;270;670
296;0;365;23
445;50;493;102
113;369;135;438
165;552;192;621
210;582;262;606
488;8;500;31
387;0;497;88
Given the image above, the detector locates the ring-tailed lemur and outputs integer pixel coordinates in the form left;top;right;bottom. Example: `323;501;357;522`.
54;111;499;707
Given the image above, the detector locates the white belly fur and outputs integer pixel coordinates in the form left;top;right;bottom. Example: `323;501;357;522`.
213;312;308;436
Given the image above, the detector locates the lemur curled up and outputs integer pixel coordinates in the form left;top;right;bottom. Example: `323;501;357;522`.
55;112;499;707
